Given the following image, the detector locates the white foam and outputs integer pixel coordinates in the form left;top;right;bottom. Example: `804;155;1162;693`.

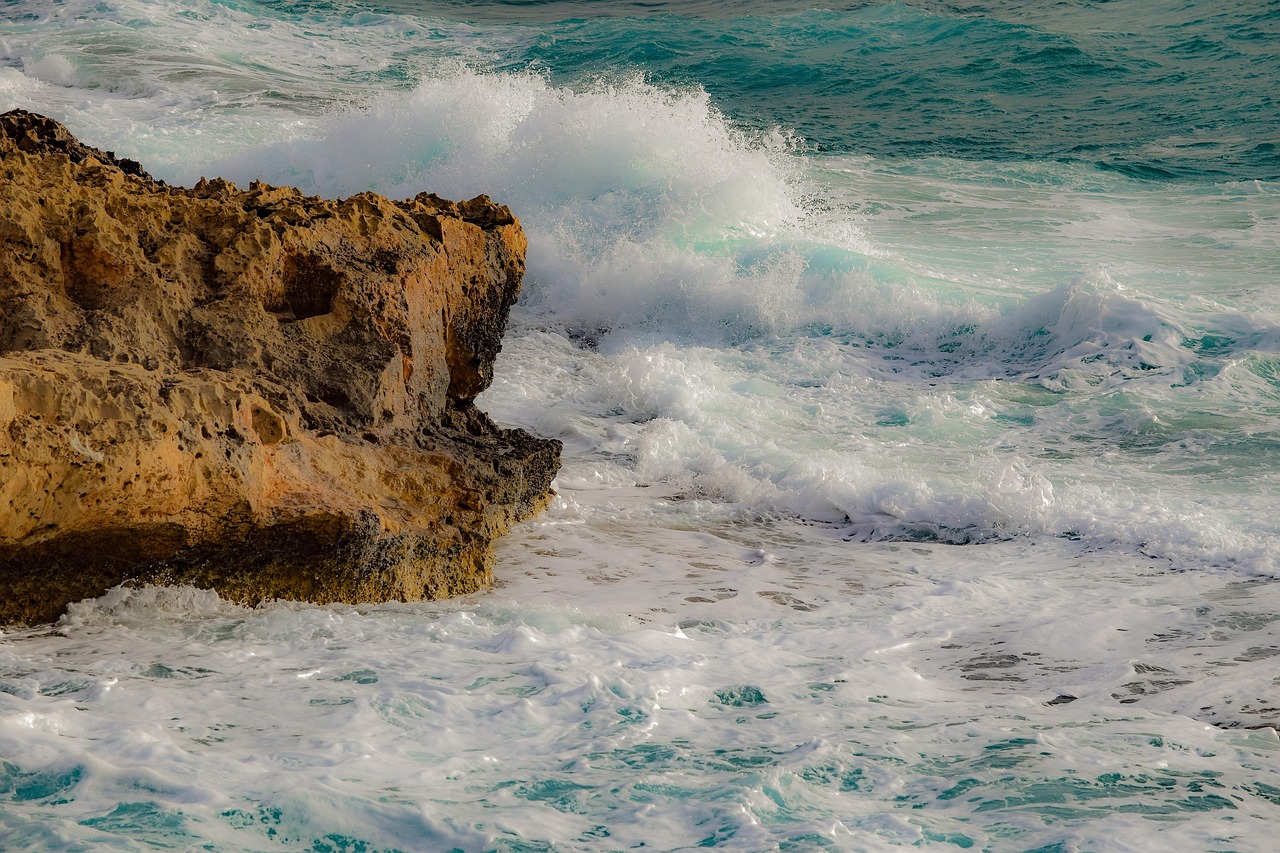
3;528;1279;850
483;324;1280;574
2;4;1280;848
5;0;1276;568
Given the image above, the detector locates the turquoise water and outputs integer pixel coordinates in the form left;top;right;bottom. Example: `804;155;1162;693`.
2;0;1280;850
488;0;1280;179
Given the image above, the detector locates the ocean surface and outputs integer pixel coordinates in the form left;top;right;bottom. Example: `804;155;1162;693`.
3;0;1280;849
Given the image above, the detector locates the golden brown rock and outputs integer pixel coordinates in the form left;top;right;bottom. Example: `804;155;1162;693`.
0;109;560;625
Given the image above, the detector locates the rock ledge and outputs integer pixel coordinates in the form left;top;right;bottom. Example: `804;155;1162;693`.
0;110;560;625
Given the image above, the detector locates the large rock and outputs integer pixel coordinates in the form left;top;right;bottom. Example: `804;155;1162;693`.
0;110;560;625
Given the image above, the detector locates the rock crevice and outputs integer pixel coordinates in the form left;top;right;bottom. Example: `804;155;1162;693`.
0;110;560;625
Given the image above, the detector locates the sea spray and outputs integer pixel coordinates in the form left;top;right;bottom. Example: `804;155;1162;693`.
3;0;1280;849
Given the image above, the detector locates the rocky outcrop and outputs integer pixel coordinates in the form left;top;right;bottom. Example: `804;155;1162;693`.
0;110;560;625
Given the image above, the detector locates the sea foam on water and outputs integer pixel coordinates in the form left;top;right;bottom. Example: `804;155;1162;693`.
3;0;1280;850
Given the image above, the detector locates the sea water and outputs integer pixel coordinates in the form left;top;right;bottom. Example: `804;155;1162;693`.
2;1;1279;850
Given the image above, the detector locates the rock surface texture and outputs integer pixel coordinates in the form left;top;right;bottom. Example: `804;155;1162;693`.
0;110;560;625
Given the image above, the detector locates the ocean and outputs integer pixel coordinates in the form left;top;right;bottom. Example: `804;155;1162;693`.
2;0;1279;849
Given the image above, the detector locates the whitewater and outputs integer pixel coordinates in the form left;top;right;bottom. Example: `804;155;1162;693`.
2;0;1279;850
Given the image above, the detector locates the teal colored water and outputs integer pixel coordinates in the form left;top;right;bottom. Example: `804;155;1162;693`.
3;1;1280;850
238;0;1280;178
494;1;1280;179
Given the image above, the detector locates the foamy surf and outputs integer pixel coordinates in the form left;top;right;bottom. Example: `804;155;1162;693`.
2;520;1278;850
3;0;1280;849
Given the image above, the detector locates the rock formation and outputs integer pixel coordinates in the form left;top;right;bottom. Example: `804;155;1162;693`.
0;110;560;625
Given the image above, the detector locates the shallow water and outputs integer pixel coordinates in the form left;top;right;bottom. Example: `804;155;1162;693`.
3;512;1279;850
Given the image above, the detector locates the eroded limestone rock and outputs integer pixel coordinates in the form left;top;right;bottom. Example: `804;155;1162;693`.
0;109;560;624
